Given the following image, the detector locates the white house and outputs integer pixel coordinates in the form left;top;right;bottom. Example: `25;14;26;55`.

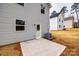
64;16;74;28
50;13;64;30
0;3;51;45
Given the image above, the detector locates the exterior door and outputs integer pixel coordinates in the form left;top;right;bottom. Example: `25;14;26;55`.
36;24;41;39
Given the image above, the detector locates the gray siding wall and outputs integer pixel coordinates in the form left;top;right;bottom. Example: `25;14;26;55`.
0;3;49;45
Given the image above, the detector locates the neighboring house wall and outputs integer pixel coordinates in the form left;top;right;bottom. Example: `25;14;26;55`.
73;12;78;22
64;20;73;28
64;17;74;28
57;13;64;30
0;3;49;45
50;17;58;30
50;13;64;30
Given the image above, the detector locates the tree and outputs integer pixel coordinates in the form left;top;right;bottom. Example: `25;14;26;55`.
59;6;68;19
50;6;67;18
50;11;59;18
60;6;68;14
71;3;79;22
51;11;57;14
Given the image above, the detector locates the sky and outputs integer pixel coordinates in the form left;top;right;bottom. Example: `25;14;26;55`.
50;3;73;17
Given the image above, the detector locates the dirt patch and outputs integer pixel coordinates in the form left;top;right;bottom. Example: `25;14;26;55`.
0;43;22;56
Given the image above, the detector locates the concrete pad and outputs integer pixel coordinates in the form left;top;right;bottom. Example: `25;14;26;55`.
20;38;66;56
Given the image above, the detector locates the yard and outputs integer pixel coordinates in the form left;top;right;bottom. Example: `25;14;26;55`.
50;28;79;56
0;43;22;56
0;28;79;56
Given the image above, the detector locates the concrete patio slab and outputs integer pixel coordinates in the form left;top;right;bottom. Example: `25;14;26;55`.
20;38;66;56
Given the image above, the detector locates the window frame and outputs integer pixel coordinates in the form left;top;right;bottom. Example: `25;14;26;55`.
16;19;25;31
41;4;45;14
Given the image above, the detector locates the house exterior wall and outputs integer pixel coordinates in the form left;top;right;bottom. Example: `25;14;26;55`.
0;3;49;45
64;20;73;28
50;13;64;30
71;11;78;22
50;17;58;30
57;13;64;30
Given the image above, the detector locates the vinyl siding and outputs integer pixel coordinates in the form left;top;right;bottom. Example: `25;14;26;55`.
0;3;49;45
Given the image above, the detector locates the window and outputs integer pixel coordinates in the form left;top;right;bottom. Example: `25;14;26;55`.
41;4;45;14
16;20;25;25
16;26;25;31
59;25;61;28
41;8;45;14
18;3;24;6
16;19;25;31
37;25;40;31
